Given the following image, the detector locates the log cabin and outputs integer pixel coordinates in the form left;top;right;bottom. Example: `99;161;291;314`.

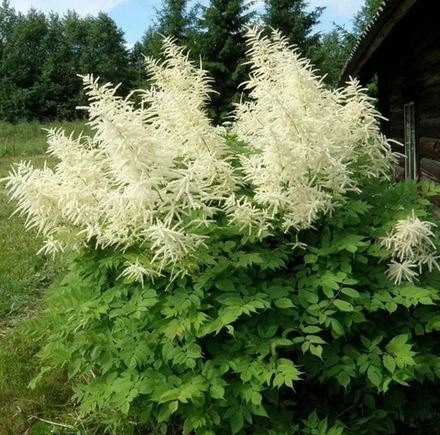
339;0;440;203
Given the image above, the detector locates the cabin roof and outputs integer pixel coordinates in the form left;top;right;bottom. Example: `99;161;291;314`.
339;0;418;85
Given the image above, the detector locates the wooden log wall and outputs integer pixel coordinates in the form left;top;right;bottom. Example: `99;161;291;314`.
372;0;440;201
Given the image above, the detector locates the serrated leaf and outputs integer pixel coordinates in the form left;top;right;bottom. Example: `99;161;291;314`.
321;272;341;290
274;298;296;309
216;295;243;306
331;319;344;336
210;385;225;399
304;254;318;264
301;325;322;334
309;344;323;358
169;400;179;413
306;335;326;344
333;300;354;312
267;286;289;299
367;365;382;387
336;371;350;389
251;391;263;405
215;279;235;291
383;355;396;373
231;412;244;435
341;287;360;298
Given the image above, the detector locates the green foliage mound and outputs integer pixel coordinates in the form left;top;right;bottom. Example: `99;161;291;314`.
5;29;440;434
24;178;440;435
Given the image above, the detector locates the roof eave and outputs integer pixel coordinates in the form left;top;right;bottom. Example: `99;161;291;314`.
339;0;418;86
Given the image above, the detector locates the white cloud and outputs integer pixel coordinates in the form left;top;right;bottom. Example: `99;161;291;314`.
9;0;129;16
308;0;364;18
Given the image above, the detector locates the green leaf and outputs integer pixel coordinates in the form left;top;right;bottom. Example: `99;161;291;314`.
248;403;269;418
219;306;241;324
298;289;319;305
336;371;350;389
274;298;296;309
267;286;289;299
251;390;263;405
363;394;375;409
304;254;318;264
386;334;410;355
383;355;396;373
231;412;244;435
215;279;235;291
216;295;243;306
321;272;341;290
331;319;344;336
367;365;383;387
306;335;326;344
309;344;323;359
169;400;179;413
210;384;225;399
301;325;322;334
341;287;360;298
333;300;354;312
385;301;398;313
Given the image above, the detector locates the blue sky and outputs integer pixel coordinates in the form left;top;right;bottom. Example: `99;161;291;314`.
9;0;364;46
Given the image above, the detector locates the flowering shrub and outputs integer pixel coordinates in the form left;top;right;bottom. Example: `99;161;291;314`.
6;29;440;434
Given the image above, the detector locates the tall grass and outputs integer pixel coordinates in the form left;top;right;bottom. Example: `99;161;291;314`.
0;120;93;157
0;121;89;435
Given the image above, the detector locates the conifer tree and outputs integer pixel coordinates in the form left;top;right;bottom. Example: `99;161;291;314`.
191;0;255;123
139;0;196;60
262;0;322;57
352;0;383;36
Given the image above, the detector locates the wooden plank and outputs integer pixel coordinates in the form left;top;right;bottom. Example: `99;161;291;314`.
418;118;440;138
419;137;440;159
419;84;440;104
420;157;440;183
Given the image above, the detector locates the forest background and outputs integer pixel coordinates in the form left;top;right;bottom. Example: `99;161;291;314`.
0;0;381;124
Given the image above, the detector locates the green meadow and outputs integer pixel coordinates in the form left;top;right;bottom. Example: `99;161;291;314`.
0;121;98;435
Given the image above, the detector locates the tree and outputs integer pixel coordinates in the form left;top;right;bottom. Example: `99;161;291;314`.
310;29;352;88
137;0;202;70
191;0;255;123
0;0;18;45
0;7;131;122
79;13;130;90
309;0;384;89
0;8;48;121
262;0;323;57
352;0;383;36
155;0;190;40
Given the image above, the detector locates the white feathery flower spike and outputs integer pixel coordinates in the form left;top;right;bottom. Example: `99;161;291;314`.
233;28;396;232
381;211;439;284
2;30;400;282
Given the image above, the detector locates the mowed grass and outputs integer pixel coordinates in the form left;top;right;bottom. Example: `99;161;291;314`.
0;121;93;435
